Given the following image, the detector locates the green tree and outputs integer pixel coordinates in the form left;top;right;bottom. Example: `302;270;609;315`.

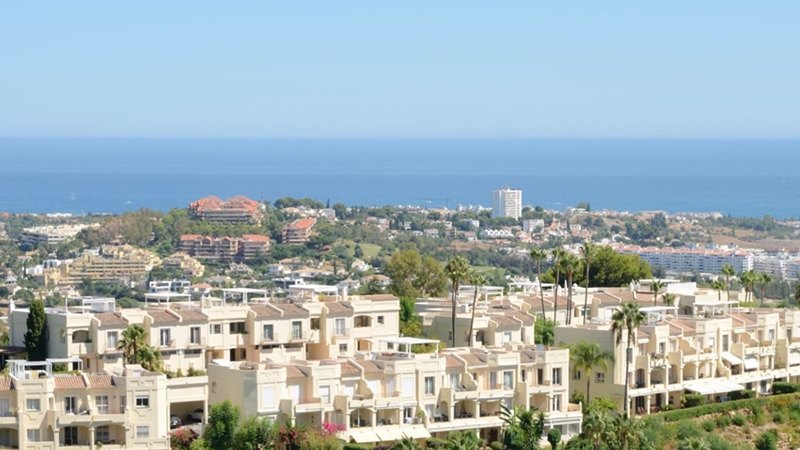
551;248;567;323
758;272;773;307
501;406;543;450
611;302;646;417
581;405;614;450
560;253;580;325
661;293;677;306
23;298;48;361
447;430;480;450
739;270;757;303
570;341;614;403
530;248;548;318
118;324;146;364
547;428;561;450
611;415;646;450
233;416;278;450
754;430;777;450
391;437;422;450
444;256;470;347
580;242;595;325
721;264;736;301
206;401;241;450
534;317;554;346
711;280;725;301
467;272;487;347
650;280;664;306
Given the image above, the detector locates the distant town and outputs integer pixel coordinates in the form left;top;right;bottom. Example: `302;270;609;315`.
0;189;799;450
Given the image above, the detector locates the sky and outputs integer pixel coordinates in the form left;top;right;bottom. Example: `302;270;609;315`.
1;1;798;139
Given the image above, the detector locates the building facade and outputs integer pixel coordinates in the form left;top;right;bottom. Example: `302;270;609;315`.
491;189;522;220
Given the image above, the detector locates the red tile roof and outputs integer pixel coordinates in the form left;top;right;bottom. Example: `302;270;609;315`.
0;378;12;391
88;375;115;389
149;310;180;324
288;218;316;230
241;234;269;242
95;312;128;327
55;375;87;390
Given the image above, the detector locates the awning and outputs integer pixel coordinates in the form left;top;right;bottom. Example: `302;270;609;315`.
684;379;745;395
722;352;743;365
790;351;800;366
376;430;405;442
349;430;379;443
744;356;758;371
402;426;432;440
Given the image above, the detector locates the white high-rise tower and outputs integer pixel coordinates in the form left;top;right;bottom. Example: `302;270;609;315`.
491;188;522;219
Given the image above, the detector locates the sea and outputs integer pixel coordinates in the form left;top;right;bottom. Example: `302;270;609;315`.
0;138;798;218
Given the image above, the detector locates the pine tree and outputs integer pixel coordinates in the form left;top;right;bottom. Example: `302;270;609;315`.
24;299;48;361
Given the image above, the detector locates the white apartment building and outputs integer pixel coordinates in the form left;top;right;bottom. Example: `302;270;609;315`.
614;244;753;275
21;224;94;247
491;189;522;220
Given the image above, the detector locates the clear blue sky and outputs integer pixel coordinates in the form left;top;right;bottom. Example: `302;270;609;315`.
1;1;798;139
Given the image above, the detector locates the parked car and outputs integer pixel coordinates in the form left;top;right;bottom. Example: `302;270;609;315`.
170;415;182;429
189;408;204;422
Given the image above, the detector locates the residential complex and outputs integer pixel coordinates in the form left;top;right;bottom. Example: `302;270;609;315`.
44;245;161;286
161;252;205;278
614;244;752;275
21;224;95;247
283;218;317;244
178;234;270;262
188;195;262;224
491;188;522;220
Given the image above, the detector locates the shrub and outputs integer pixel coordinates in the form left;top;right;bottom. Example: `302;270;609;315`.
489;442;504;450
675;422;702;441
681;394;705;408
426;438;449;449
344;444;373;450
772;411;785;423
732;415;746;426
730;390;756;400
754;430;778;450
772;382;800;395
701;420;715;432
547;428;561;449
657;393;800;422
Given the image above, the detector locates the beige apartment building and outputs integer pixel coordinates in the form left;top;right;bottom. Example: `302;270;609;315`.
0;360;170;449
44;245;161;287
282;218;317;244
188;195;262;224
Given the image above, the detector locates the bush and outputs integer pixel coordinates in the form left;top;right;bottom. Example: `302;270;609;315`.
675;422;702;441
772;411;785;423
681;394;705;408
489;442;504;450
754;430;778;450
344;444;373;450
657;393;800;423
547;428;561;449
730;389;756;400
426;438;449;449
701;420;715;432
732;415;746;426
772;382;800;395
716;415;731;428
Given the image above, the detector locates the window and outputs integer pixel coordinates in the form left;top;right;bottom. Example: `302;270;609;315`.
503;331;512;343
136;425;150;439
107;331;118;349
503;370;513;390
95;425;110;443
26;429;40;442
160;329;171;347
572;369;581;381
450;373;460;389
263;324;274;341
64;426;78;445
722;334;730;352
425;404;434;419
135;395;150;408
0;398;9;416
190;327;201;345
769;329;775;341
229;322;246;334
311;318;320;330
537;369;544;385
552;368;562;386
0;428;11;446
596;372;606;383
64;396;77;414
354;316;371;328
490;371;498;389
292;321;303;340
339;343;348;353
521;370;527;382
335;318;346;336
96;395;109;414
424;376;435;395
404;407;414;422
377;316;385;325
211;324;222;334
551;394;562;412
319;385;331;404
26;398;40;412
262;386;275;409
658;342;666;354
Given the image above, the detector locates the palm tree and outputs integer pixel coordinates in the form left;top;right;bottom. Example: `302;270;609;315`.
446;431;480;450
581;242;595;325
392;437;423;450
570;341;614;403
758;272;772;307
721;264;736;301
118;324;147;364
611;302;646;417
581;406;614;450
711;279;725;301
650;279;665;306
467;271;487;347
136;345;162;372
500;405;544;450
551;248;567;324
661;293;677;307
444;256;470;348
739;270;757;303
530;248;548;318
613;414;646;450
560;254;580;325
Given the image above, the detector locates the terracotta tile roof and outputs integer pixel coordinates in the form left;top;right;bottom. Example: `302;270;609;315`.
148;310;180;324
55;375;87;390
359;294;399;302
172;308;208;323
324;302;353;318
181;234;203;241
0;378;12;391
490;315;520;331
520;349;537;364
340;361;362;377
458;353;487;368
271;303;310;319
95;312;128;327
250;304;282;319
285;366;310;379
359;360;385;374
241;234;269;242
445;355;464;369
88;375;115;389
288;218;317;230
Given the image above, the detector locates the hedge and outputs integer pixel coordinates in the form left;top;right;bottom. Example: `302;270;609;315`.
656;393;800;423
729;390;757;400
772;382;800;395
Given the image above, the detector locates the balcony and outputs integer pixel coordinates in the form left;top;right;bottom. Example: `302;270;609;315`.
259;332;279;345
0;411;16;426
334;328;351;338
295;397;326;413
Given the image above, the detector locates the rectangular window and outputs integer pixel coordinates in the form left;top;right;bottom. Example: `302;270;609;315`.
292;321;303;340
658;342;666;354
107;331;118;349
229;322;246;334
339;343;348;353
0;428;11;446
503;370;513;390
96;395;109;414
160;329;171;347
572;369;581;381
319;385;331;404
596;372;605;383
722;334;730;352
26;429;40;442
424;376;435;395
262;386;275;409
335;318;346;336
489;371;498;389
503;331;512;343
26;398;40;412
64;426;78;445
551;394;562;412
537;369;544;385
64;396;76;414
552;368;562;386
377;316;385;325
211;324;222;334
135;395;150;408
95;425;110;443
311;318;320;330
769;329;775;341
263;324;274;341
136;425;149;439
190;327;201;344
0;398;9;416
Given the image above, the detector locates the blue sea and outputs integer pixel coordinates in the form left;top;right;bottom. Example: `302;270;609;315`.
0;138;798;218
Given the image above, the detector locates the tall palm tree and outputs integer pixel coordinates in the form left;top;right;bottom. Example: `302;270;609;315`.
500;405;544;450
570;341;614;403
739;270;757;303
551;248;567;324
650;279;665;306
758;272;772;307
581;242;595;325
582;406;614;450
118;324;147;364
136;345;162;372
392;437;423;450
613;414;646;450
711;279;725;301
661;293;677;307
560;254;580;325
444;256;470;348
446;431;480;450
611;302;646;417
530;248;548;318
721;264;736;301
467;271;487;347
